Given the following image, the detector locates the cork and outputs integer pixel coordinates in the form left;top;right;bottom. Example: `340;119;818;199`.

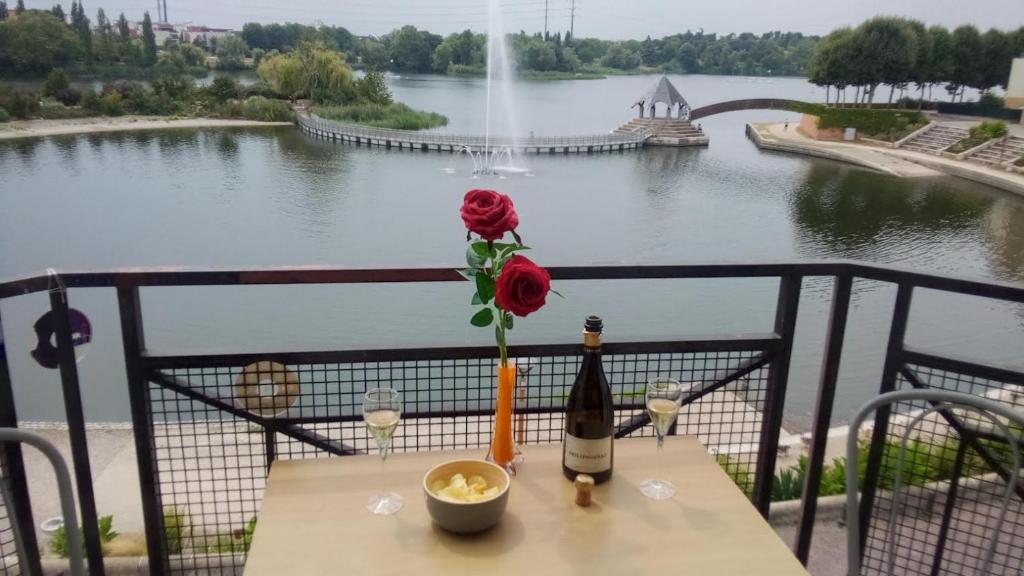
574;474;595;507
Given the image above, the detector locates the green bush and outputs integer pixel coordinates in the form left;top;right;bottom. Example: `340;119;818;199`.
314;102;448;130
80;89;100;113
122;90;181;116
98;91;124;116
203;517;257;554
53;87;82;106
794;103;927;139
37;98;90;119
151;75;195;102
42;68;71;97
163;507;190;555
242;80;279;99
0;107;10;123
50;515;118;558
0;86;40;119
716;453;754;498
207;75;241;103
239;96;294;122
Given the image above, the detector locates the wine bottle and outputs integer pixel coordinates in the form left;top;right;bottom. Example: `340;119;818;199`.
562;316;614;483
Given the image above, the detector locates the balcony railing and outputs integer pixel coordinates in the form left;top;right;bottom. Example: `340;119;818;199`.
1;261;1022;575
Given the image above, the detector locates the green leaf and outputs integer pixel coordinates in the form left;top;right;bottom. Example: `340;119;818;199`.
490;242;514;252
458;268;479;280
471;293;482;305
497;245;531;260
470;307;494;327
471;241;492;257
475;273;495;304
466;245;487;268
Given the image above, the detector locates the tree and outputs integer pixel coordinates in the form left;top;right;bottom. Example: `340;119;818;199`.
207;75;240;102
50;4;64;21
925;26;953;101
851;17;918;105
600;43;640;69
359;37;388;70
356;70;392;105
980;29;1014;92
70;0;92;60
388;25;437;72
15;0;23;12
257;43;353;103
0;10;82;73
215;34;248;70
43;67;70;95
949;25;983;101
257;52;307;99
141;11;157;66
94;8;114;63
0;2;8;20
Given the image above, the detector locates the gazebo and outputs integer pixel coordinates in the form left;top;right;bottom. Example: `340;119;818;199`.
633;75;691;120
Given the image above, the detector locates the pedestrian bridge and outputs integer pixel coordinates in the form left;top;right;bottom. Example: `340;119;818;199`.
297;115;647;154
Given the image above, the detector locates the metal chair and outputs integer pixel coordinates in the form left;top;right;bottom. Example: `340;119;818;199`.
846;389;1023;576
0;428;85;576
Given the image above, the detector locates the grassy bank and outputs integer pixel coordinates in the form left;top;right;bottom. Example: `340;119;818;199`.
314;102;448;130
794;103;928;140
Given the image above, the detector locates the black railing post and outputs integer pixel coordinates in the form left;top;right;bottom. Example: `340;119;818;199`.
794;273;853;564
857;283;913;562
50;289;105;576
0;308;43;576
116;287;167;575
752;274;802;517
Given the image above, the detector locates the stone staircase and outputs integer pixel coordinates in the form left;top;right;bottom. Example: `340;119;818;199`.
968;136;1024;166
614;118;708;147
899;124;968;154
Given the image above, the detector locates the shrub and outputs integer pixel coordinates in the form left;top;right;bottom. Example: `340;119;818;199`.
979;92;1005;108
793;103;926;139
241;80;278;99
0;107;10;123
98;91;124;116
122;90;180;116
53;87;82;106
314;102;448;130
42;68;71;97
151;75;195;102
81;89;100;113
207;75;241;103
37;98;90;119
50;515;118;558
102;80;144;99
355;70;392;106
239;96;294;122
163;507;190;555
0;86;40;119
979;120;1008;139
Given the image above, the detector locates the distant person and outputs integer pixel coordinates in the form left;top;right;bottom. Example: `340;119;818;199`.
784;122;789;130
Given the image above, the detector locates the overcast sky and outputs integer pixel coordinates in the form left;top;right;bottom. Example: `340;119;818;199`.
24;0;1024;38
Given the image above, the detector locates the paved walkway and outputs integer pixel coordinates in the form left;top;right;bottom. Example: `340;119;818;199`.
748;122;1024;197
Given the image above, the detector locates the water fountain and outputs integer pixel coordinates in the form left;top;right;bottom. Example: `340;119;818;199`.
454;0;529;177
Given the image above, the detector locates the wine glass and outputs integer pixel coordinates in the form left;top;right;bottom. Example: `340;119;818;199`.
363;387;403;515
514;357;539;462
640;377;685;500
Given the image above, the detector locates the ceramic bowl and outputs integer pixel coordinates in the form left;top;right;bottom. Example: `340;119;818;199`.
422;458;510;534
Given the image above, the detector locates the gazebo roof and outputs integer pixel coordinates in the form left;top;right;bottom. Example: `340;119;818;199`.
637;76;689;108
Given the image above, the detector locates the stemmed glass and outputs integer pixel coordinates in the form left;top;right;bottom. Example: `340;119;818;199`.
363;387;403;515
514;357;539;463
640;377;685;500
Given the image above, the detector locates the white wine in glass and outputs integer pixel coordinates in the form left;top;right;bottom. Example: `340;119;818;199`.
363;388;404;515
640;378;685;500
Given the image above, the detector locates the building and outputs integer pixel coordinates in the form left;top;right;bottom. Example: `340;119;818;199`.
153;22;180;47
1006;58;1024;122
182;25;234;50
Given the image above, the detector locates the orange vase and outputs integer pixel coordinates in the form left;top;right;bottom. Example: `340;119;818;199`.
489;362;517;472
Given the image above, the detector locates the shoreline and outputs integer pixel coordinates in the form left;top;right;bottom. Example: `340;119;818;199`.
0;116;293;140
746;121;1024;196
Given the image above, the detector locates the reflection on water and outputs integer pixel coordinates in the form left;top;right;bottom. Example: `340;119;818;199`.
791;164;996;269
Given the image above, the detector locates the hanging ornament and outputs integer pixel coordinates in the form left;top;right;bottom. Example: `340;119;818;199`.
30;308;92;369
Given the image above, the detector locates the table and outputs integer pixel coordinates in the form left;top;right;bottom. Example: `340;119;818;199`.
244;437;810;575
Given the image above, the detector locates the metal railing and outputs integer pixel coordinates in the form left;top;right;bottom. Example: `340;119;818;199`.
0;261;1022;575
298;114;647;149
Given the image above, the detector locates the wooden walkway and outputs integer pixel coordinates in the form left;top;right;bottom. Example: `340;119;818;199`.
297;115;647;154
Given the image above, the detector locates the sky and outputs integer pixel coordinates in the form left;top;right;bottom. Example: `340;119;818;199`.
22;0;1024;38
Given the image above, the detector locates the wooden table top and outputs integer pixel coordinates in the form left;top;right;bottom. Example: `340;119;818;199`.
244;437;809;576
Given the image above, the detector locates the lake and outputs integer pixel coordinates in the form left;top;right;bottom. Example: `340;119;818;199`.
1;73;1022;428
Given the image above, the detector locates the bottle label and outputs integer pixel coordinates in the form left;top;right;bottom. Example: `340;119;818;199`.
563;433;612;473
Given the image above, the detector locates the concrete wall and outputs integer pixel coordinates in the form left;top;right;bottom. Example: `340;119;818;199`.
1008;58;1024;111
796;114;846;141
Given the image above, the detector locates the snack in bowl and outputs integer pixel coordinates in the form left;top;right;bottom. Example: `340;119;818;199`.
423;459;510;534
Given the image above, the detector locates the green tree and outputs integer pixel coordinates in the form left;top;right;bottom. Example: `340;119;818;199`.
0;2;8;20
257;52;306;99
207;75;240;102
70;0;92;60
215;34;248;70
359;37;388;69
15;0;23;12
600;43;641;69
355;69;391;105
980;29;1014;92
94;8;114;63
388;25;438;72
925;26;954;101
50;4;64;21
852;17;918;105
949;25;983;101
42;67;70;95
258;43;353;103
141;11;157;66
0;10;82;73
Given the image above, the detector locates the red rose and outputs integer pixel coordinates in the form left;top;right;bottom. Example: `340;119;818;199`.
496;255;551;317
460;189;519;241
